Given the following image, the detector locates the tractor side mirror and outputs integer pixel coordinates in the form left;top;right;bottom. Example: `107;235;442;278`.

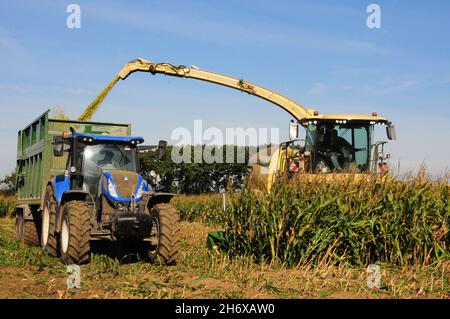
52;136;64;157
386;124;396;141
138;159;145;175
157;140;168;161
289;121;299;140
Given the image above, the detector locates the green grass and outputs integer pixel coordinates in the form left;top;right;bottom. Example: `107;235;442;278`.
0;228;57;270
88;254;121;276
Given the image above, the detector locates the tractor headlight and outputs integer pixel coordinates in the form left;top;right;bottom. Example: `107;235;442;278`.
135;181;144;198
107;180;119;198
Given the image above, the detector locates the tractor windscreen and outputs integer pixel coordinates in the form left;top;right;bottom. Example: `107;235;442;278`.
81;143;137;193
306;122;371;173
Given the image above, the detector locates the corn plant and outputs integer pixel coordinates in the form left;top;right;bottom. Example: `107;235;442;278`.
0;195;16;218
224;173;449;267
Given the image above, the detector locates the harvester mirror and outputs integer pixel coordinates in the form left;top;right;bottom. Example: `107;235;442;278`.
289;121;299;140
387;124;396;141
52;136;64;157
157;140;168;161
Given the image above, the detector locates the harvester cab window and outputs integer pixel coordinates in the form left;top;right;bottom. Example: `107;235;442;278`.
305;124;317;153
313;123;370;173
353;126;369;170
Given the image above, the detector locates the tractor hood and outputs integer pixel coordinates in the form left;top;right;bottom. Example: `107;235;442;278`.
101;170;147;202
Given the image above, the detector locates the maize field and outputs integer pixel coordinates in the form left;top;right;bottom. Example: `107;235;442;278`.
0;195;15;218
172;193;226;226
2;173;449;268
224;173;449;267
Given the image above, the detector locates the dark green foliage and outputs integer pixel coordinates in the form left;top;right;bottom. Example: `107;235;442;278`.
140;145;253;194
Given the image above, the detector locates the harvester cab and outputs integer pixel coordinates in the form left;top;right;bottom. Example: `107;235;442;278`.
248;113;396;191
46;128;179;265
286;113;396;175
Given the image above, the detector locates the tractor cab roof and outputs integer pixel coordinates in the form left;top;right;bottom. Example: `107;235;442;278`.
67;132;144;145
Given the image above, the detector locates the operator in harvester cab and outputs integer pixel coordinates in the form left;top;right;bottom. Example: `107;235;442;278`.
287;149;303;175
322;128;353;172
97;149;116;169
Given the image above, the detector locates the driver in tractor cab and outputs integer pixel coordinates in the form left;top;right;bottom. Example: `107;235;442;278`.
97;149;115;169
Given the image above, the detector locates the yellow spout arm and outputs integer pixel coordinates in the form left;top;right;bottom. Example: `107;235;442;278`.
78;58;314;121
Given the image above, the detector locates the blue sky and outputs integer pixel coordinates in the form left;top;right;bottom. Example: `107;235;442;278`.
0;0;449;177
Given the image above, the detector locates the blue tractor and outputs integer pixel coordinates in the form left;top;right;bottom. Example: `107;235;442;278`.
43;128;179;265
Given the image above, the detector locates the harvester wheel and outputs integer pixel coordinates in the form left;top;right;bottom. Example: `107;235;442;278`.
42;186;58;256
60;201;91;265
145;204;180;265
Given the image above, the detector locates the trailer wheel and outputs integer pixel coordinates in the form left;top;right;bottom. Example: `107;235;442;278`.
42;186;58;256
60;201;91;265
16;211;40;246
15;211;24;241
145;204;180;265
23;221;40;246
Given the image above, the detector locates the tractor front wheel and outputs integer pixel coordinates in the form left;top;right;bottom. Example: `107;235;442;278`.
60;201;92;265
145;204;180;265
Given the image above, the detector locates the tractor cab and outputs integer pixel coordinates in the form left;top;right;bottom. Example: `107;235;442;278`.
53;129;167;200
51;128;171;242
53;129;148;200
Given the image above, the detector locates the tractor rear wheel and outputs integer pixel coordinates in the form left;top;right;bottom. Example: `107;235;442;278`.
60;201;91;265
145;203;180;265
42;186;58;256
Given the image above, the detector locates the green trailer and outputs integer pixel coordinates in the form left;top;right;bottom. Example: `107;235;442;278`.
15;110;180;265
16;110;131;210
15;110;131;244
